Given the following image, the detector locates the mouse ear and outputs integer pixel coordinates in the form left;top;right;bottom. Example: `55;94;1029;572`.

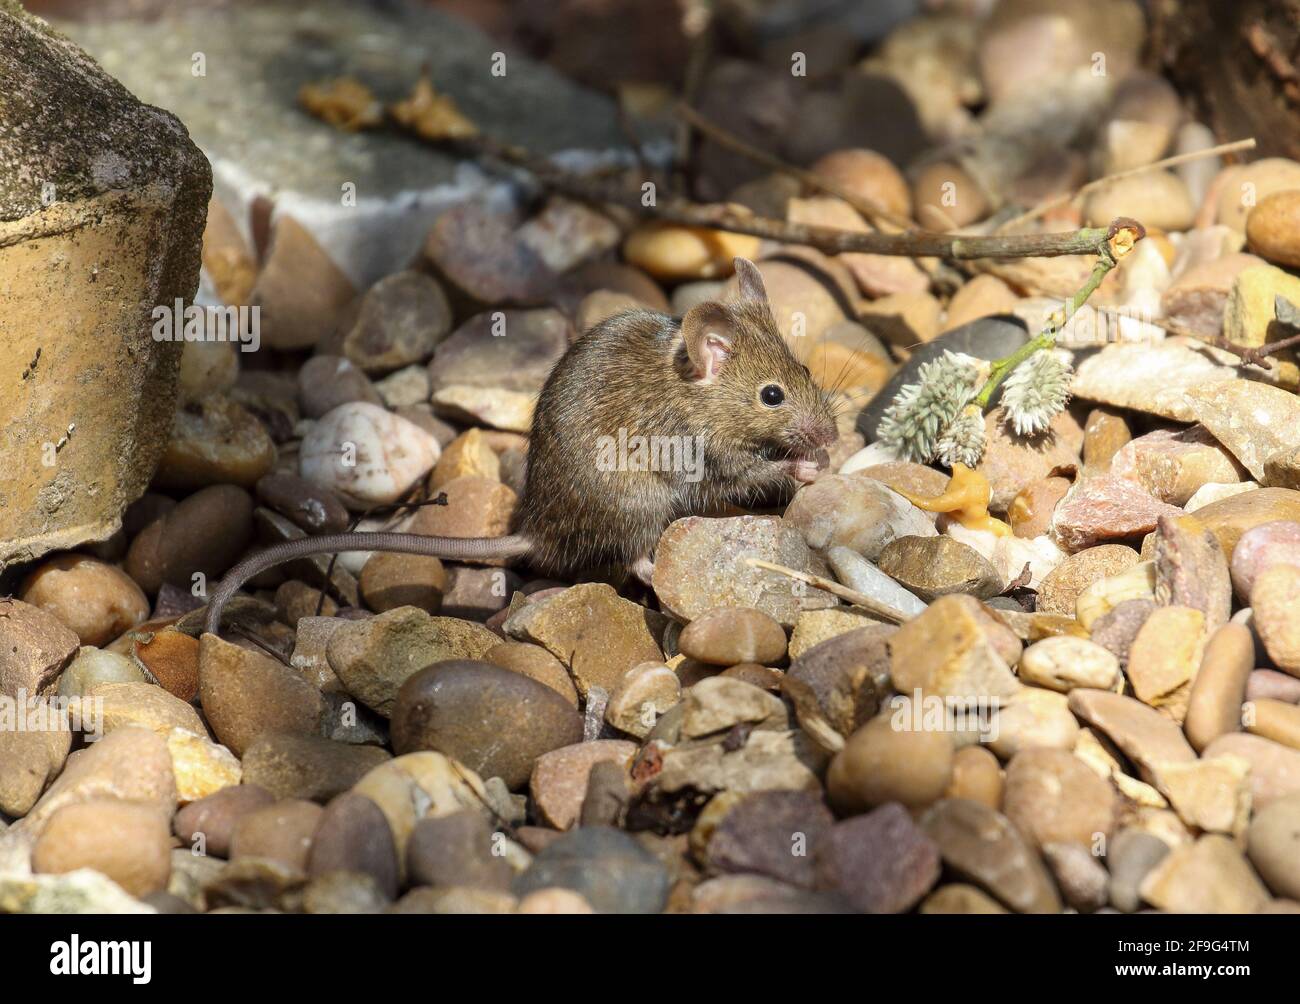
681;302;734;383
733;257;768;304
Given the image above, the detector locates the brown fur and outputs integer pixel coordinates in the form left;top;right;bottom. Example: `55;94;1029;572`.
515;263;837;576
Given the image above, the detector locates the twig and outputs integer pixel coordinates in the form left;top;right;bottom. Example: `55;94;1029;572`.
674;0;714;195
974;218;1144;407
1000;138;1257;232
1100;309;1278;369
674;102;913;230
746;558;915;624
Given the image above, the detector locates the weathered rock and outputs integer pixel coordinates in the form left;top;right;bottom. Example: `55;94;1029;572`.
198;633;325;756
1247;795;1300;900
920;798;1061;914
1035;544;1140;616
1246;190;1300;268
1068;690;1196;784
1151;514;1232;631
987;687;1081;759
241;733;391;803
503;583;663;698
877;535;1002;601
1230;520;1300;601
0;598;80;699
530;740;636;830
0;725;72;818
429;308;569;395
0;0;210;565
814;802;941;914
1018;636;1120;692
174;784;275;859
512;827;670;915
1150;756;1251;835
87;681;205;739
390;660;583;790
827;714;954;815
331;271;452;374
229;799;322;872
32;800;172;897
1111;426;1247;506
976;407;1083;513
784;474;935;561
299;402;440;510
1223;263;1300;349
325;605;499;716
1139;835;1270;914
1002;748;1117;851
1126;606;1206;717
1008;476;1072;538
1204;733;1300;809
155;394;275;491
652;516;837;629
1194;487;1300;558
888;595;1020;701
306;792;400;900
1161;251;1265;336
681;677;788;739
1051;476;1183;552
705;790;834;889
1252;564;1300;674
1183;381;1300;484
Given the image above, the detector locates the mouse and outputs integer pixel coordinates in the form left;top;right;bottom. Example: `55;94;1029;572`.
203;257;838;636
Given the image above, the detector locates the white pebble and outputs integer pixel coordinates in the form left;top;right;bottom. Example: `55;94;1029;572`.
300;402;440;509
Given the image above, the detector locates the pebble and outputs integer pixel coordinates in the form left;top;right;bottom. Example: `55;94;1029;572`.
306;792;400;900
680;677;788;739
299;402;440;509
429;308;570;396
325;606;499;716
810;147;912;219
1112;426;1246;507
1246;794;1300;900
440;566;519;621
1245;189;1300;268
1150;514;1232;632
1161;252;1266;337
374;365;432;409
605;662;681;739
350;752;493;866
919;883;1008;914
1206;733;1300;810
32;799;172;897
1043;841;1109;913
1018;636;1121;692
814;802;941;913
1084;171;1194;231
358;552;447;615
1068;690;1195;783
406;811;514;892
945;745;1003;808
876;535;1002;601
1002;748;1116;851
1108;828;1171;912
167;727;242;804
1251;564;1300;674
1074;561;1156;631
1214;157;1300;231
1139;834;1270;914
622;224;761;283
920;798;1061;914
331;270;452;374
390;660;584;789
512;826;670;914
826;714;954;815
784;474;936;561
1008;476;1072;538
652;516;837;629
1247;698;1300;751
87;681;205;739
301;872;388;914
973;407;1084;514
18;555;149;647
678;608;786;666
1150;756;1251;835
0;727;71;818
1194;487;1300;559
240;733;391;803
530;740;637;830
198;633;324;757
786;625;891;739
253;473;350;536
125;484;254;595
405;475;517;550
988;687;1081;759
1051;476;1183;552
1186;481;1260;512
1185;623;1255;752
429;428;500;491
155;393;275;491
1248;669;1300;704
174;784;275;858
483;641;579;707
230;799;323;873
1230;520;1300;601
504;582;664;697
57;646;145;699
787;607;890;661
888;594;1020;701
1076;600;1149;671
0;598;80;699
297;355;383;421
1034;544;1139;616
1126;605;1205;717
654;728;823;797
825;546;927;620
20;726;176;836
705;790;833;889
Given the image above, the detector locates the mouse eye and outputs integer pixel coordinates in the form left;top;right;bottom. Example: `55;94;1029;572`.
760;384;785;407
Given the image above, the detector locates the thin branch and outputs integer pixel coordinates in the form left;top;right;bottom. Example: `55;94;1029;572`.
746;558;915;624
1000;137;1257;232
674;102;913;230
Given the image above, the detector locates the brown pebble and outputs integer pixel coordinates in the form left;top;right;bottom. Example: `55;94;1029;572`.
945;744;1003;809
1184;623;1254;752
826;714;954;815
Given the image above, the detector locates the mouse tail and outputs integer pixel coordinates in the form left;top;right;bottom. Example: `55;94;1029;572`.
201;532;533;637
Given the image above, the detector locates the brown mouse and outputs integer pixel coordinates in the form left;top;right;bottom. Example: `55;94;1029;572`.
203;257;837;635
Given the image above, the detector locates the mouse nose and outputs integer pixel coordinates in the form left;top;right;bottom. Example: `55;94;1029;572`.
793;413;837;451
